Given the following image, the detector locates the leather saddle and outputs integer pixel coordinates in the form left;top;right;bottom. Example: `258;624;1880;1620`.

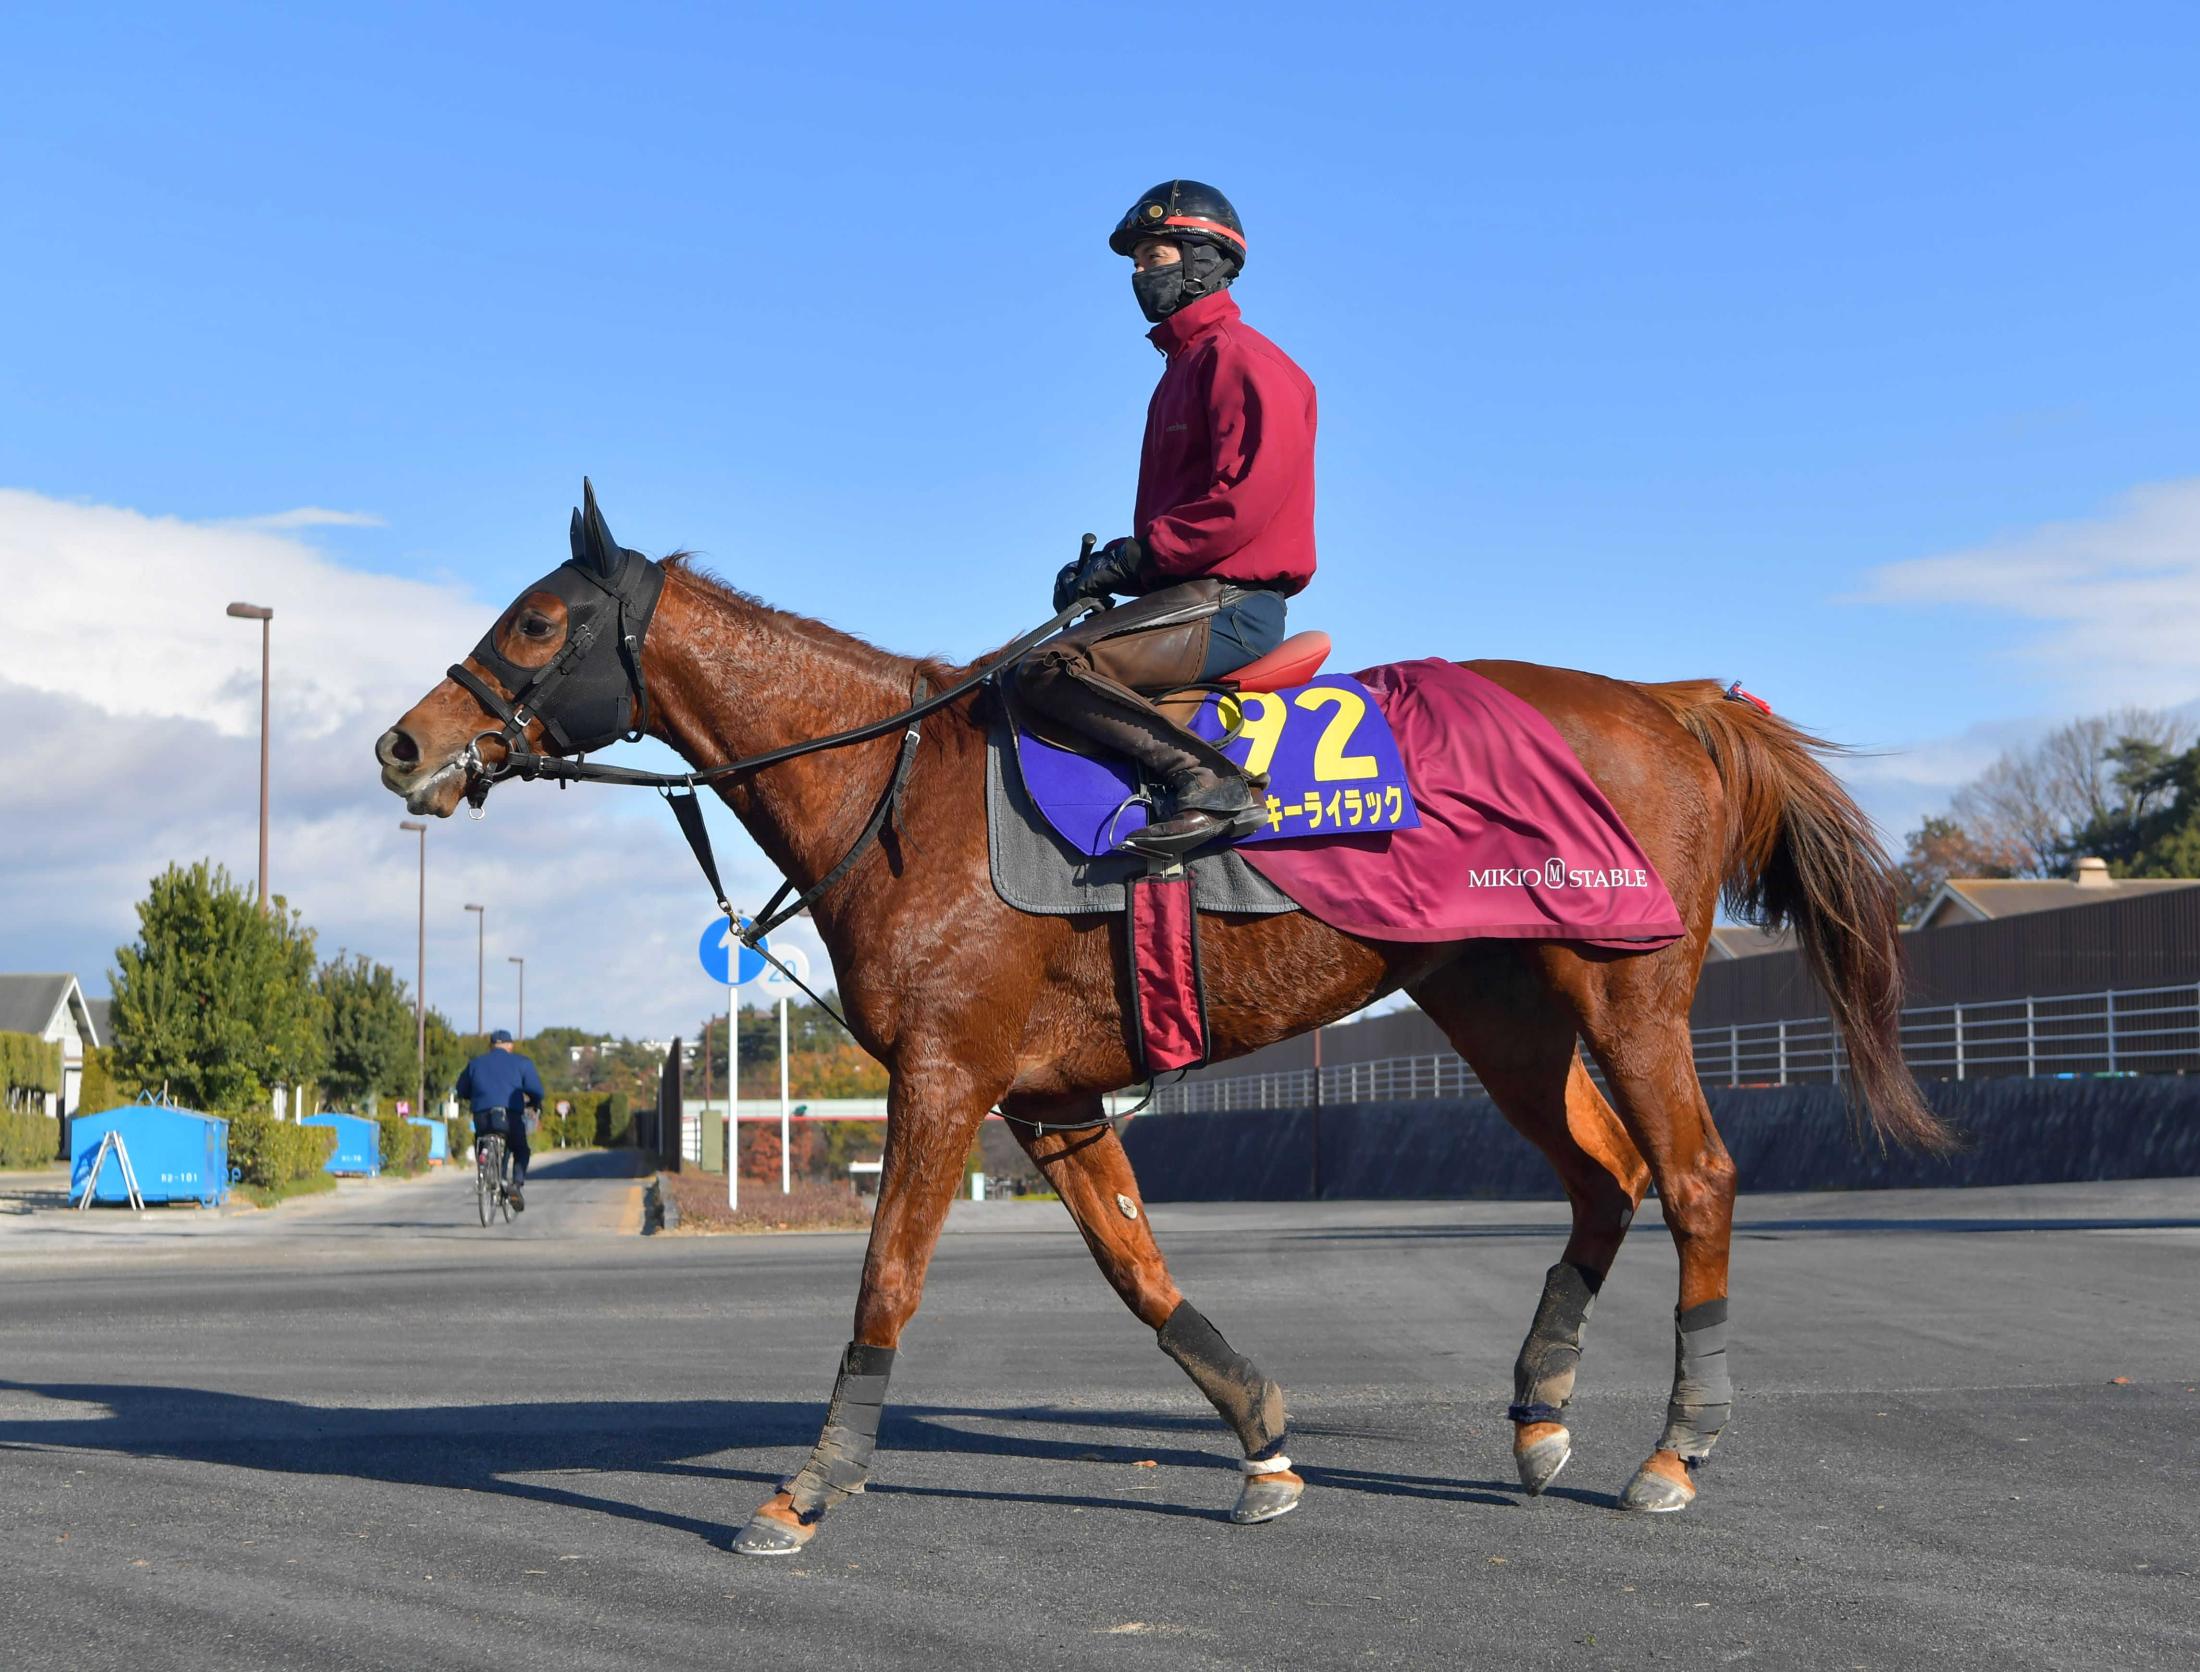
1016;630;1335;753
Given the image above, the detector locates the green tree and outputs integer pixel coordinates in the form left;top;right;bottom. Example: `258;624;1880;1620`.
2064;737;2188;870
77;1043;125;1113
2089;744;2200;879
109;861;326;1112
695;993;886;1100
423;1008;471;1107
317;955;416;1111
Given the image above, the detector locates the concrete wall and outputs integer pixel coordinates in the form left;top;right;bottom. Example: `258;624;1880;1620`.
1120;1076;2200;1201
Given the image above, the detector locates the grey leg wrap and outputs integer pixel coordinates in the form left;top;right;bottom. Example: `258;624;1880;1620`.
784;1342;896;1519
1655;1298;1732;1462
1158;1301;1287;1459
1508;1261;1600;1425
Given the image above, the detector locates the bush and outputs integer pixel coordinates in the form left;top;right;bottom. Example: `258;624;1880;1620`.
1;1109;61;1168
526;1091;633;1149
77;1045;124;1115
447;1115;472;1164
659;1172;871;1235
375;1110;430;1177
2;1030;63;1107
535;1098;587;1149
229;1109;337;1190
598;1092;632;1147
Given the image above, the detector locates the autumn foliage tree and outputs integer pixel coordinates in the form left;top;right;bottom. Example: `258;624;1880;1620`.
1898;707;2199;920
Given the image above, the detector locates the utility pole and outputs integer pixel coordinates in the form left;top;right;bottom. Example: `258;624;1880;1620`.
225;603;274;911
400;821;427;1116
509;955;525;1043
463;903;485;1033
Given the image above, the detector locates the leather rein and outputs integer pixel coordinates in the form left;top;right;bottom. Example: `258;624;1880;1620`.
446;578;1090;1031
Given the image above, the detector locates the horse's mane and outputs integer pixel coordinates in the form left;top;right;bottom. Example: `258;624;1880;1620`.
662;552;971;691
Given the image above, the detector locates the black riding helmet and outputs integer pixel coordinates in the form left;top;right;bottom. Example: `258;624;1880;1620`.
1111;180;1247;322
1108;179;1248;271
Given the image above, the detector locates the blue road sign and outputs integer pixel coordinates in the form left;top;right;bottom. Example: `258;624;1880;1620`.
698;917;770;986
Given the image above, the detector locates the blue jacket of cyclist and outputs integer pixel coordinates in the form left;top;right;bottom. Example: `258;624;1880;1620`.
457;1030;544;1194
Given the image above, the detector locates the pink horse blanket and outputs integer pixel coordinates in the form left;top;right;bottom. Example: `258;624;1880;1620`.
1238;659;1685;949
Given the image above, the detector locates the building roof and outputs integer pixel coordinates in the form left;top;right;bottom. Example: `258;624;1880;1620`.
1914;859;2200;931
0;974;90;1042
1708;924;1795;960
83;998;112;1048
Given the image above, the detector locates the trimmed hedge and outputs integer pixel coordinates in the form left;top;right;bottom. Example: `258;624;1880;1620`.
2;1031;63;1104
536;1091;632;1148
447;1115;472;1164
596;1091;632;1147
78;1046;123;1115
375;1110;431;1177
1;1109;61;1168
229;1109;337;1189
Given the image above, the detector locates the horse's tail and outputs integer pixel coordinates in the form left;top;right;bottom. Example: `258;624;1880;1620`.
1641;680;1956;1154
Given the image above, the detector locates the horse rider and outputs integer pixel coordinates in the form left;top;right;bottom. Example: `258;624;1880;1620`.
1018;179;1319;859
455;1028;545;1210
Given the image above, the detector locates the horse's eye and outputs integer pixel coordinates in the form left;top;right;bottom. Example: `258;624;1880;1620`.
519;613;555;640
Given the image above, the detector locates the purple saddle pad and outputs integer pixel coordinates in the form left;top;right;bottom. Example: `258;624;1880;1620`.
1013;674;1421;858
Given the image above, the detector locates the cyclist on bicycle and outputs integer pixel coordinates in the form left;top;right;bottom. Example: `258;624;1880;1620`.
455;1028;545;1212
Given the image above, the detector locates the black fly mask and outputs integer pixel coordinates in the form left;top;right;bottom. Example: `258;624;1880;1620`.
449;479;667;767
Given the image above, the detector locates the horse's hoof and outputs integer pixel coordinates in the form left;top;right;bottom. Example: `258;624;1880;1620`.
1618;1450;1696;1514
1229;1469;1303;1525
1512;1422;1572;1495
734;1494;818;1556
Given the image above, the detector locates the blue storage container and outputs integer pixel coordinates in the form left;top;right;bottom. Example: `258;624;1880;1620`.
301;1112;381;1176
70;1103;229;1206
408;1114;449;1162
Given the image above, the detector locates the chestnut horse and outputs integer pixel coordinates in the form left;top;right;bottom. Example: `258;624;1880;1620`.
376;489;1948;1556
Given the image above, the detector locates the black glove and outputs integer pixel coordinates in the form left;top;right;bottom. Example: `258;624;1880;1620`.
1051;558;1087;614
1052;537;1146;614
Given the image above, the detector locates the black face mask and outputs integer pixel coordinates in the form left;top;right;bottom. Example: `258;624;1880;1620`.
1131;242;1236;324
450;482;666;757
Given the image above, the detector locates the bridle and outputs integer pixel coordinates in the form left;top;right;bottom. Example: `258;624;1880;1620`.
439;489;1087;1029
432;483;1131;1134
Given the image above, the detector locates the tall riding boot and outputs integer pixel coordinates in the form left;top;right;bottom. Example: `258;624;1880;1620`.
1016;664;1265;858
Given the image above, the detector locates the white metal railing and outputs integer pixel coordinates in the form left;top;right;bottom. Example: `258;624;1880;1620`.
1147;981;2200;1114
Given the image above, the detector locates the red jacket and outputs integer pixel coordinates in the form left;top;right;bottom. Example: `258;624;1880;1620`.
1133;290;1318;594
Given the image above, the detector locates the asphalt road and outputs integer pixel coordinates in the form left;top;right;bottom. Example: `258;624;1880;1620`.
1;1162;2194;1671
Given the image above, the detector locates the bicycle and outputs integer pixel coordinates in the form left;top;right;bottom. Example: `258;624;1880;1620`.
474;1129;513;1226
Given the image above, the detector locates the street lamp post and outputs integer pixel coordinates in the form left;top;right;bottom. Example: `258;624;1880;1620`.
463;904;485;1034
508;956;525;1044
225;603;274;911
400;821;427;1116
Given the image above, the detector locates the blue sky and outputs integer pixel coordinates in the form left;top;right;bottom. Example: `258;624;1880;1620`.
5;3;2198;1037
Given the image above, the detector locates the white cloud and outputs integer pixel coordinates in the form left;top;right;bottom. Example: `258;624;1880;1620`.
0;489;829;1043
229;507;388;531
0;488;472;739
1862;477;2200;709
1839;711;2065;846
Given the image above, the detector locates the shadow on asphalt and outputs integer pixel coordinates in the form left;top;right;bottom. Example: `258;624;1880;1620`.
524;1151;650;1180
1281;1214;2200;1242
0;1379;1578;1545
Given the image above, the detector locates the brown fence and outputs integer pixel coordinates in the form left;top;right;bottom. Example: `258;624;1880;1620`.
650;1036;684;1169
1164;886;2200;1099
1691;886;2200;1029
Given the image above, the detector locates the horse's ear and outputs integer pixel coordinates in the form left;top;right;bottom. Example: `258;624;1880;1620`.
580;477;623;576
568;507;586;568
